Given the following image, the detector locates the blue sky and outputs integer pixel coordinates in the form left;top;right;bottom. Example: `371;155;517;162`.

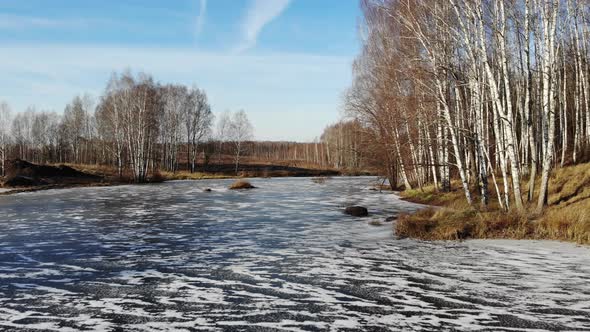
0;0;361;141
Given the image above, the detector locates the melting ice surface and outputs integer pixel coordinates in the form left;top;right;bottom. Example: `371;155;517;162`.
0;177;589;331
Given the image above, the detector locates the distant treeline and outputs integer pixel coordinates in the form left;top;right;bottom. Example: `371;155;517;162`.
0;71;371;182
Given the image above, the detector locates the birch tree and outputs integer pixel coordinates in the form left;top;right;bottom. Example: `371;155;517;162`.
184;87;213;173
228;110;254;174
0;102;11;176
537;0;560;212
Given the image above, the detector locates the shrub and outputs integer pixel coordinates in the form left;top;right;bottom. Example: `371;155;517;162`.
229;180;256;190
149;171;165;183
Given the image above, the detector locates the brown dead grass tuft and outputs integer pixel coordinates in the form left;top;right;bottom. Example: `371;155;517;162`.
149;171;165;183
229;180;256;190
397;162;590;244
160;171;231;181
537;198;590;244
396;208;533;241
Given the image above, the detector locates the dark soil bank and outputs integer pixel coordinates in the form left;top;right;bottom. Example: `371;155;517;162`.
2;159;103;188
202;163;341;177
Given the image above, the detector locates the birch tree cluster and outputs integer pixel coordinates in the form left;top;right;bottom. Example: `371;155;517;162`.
0;71;216;182
348;0;590;212
2;70;364;180
228;120;369;171
211;139;347;169
210;113;365;172
95;72;214;181
320;120;366;170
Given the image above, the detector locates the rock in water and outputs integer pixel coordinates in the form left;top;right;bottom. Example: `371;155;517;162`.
344;206;369;217
203;188;212;192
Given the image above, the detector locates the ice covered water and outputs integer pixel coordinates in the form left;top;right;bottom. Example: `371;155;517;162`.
0;177;589;331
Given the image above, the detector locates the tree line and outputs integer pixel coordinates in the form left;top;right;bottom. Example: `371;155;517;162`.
343;0;590;213
0;71;374;181
0;72;259;182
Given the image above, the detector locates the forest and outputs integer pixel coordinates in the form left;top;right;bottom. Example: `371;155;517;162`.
328;0;590;215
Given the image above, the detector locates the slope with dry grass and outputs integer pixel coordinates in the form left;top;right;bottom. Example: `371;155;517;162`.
397;163;590;244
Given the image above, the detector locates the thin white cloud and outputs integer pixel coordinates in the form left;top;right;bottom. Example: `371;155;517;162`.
195;0;207;36
0;14;120;31
0;43;352;141
235;0;291;53
0;14;83;29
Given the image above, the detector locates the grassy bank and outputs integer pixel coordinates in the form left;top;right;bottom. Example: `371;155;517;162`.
58;164;232;182
67;163;340;181
0;161;343;194
396;163;590;244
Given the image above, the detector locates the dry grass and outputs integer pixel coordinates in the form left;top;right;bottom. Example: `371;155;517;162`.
60;164;231;181
159;171;231;181
537;197;590;244
229;179;256;190
534;163;590;244
397;208;533;241
397;162;590;244
402;182;471;208
58;163;116;178
59;161;340;182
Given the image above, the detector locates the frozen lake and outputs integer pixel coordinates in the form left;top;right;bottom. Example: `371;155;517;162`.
0;177;589;331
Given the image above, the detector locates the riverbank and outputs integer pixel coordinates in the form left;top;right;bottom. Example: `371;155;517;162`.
64;162;343;180
0;161;344;195
395;163;590;245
